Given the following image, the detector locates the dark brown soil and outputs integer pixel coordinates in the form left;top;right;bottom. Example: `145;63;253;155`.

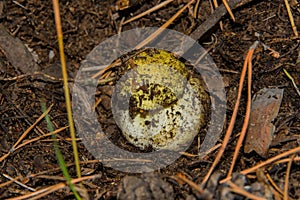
0;0;299;199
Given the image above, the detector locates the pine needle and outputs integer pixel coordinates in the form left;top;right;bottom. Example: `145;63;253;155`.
51;0;82;179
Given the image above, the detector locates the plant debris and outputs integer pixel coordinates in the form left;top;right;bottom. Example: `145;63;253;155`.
244;88;284;157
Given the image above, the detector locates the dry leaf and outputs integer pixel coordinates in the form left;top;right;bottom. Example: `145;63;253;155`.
244;88;284;157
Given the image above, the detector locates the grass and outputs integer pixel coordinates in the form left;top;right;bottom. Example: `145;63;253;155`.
40;100;81;200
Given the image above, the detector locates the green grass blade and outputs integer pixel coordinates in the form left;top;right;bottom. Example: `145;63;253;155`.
41;100;82;200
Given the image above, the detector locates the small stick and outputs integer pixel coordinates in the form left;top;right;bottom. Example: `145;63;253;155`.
0;104;53;163
180;143;221;157
274;156;300;165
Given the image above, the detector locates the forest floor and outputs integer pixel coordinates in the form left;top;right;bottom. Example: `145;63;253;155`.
0;0;299;199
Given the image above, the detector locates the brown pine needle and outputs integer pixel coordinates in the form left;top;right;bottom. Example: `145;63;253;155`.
14;126;68;151
122;0;174;25
193;0;201;18
52;0;81;179
13;104;53;151
241;146;300;175
221;155;300;184
222;0;235;21
0;175;22;189
200;42;254;187
265;173;285;198
283;0;298;36
274;156;300;165
171;174;204;194
135;0;195;49
284;155;295;200
212;0;224;30
180;143;222;157
92;0;195;79
8;175;100;200
92;59;121;79
2;174;36;192
226;44;256;179
0;104;53;163
227;181;266;200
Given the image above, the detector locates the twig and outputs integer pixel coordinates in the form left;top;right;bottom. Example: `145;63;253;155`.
12;0;27;9
12;104;53;151
274;156;300;165
0;71;69;82
180;143;221;157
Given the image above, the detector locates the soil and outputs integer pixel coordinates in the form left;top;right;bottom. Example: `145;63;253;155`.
0;0;300;199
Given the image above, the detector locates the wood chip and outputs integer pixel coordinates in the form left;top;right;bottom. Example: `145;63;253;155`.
244;88;284;157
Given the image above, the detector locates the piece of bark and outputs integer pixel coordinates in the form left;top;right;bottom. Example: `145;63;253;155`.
0;24;38;74
244;88;284;157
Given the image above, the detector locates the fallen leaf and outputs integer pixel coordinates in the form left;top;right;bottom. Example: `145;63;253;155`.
244;88;284;157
